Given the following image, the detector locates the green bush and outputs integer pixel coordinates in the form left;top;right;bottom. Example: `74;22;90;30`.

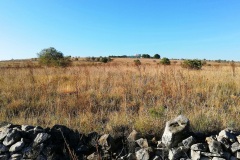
181;59;202;70
134;59;141;66
85;56;112;63
141;54;151;58
37;47;71;67
100;57;112;63
160;57;171;65
153;54;161;59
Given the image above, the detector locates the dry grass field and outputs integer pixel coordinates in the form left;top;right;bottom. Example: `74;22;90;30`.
0;58;240;135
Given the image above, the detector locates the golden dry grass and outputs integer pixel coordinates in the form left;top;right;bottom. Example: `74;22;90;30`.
0;58;239;135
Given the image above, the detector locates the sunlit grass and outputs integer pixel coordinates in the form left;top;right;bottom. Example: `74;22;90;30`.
0;59;239;134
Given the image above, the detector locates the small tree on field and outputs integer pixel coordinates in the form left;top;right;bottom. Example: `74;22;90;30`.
153;54;161;59
160;57;171;65
181;59;202;70
37;47;71;67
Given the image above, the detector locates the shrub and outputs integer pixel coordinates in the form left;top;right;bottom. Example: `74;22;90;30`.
37;47;71;67
85;57;112;63
100;57;112;63
153;54;161;59
160;57;171;65
141;54;151;58
181;59;202;70
134;59;141;66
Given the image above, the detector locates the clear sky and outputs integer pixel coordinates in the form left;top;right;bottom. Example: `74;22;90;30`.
0;0;240;61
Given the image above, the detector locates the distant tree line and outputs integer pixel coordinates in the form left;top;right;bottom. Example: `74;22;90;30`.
214;59;234;63
110;54;161;59
109;55;128;58
85;56;112;63
37;47;238;68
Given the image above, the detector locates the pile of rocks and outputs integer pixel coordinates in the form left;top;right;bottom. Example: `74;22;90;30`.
1;115;240;160
159;115;240;160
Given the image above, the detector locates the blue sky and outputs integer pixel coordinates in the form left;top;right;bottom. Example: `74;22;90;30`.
0;0;240;61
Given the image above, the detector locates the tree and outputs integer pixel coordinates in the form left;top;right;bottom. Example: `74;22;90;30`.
160;57;171;65
37;47;71;67
153;54;161;59
141;54;151;58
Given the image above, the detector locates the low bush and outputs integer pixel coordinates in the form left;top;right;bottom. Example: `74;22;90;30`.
160;57;171;65
181;59;202;70
85;57;112;63
134;59;141;66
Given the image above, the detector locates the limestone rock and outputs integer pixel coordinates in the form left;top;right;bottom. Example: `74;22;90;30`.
155;148;169;159
182;136;196;148
231;142;240;153
98;134;115;151
34;133;50;145
9;139;25;152
136;138;148;148
217;136;230;150
236;151;240;159
0;122;12;129
236;135;240;143
191;143;208;152
162;115;190;148
152;156;161;160
128;130;140;153
168;146;189;160
157;141;165;148
218;129;236;143
206;136;223;154
3;129;21;146
0;127;10;141
128;130;141;142
135;148;149;160
3;117;240;160
10;153;23;160
21;125;34;131
201;152;222;157
212;157;226;160
191;150;200;160
87;152;99;160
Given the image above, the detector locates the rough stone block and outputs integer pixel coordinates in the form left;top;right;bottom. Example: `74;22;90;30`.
162;115;190;148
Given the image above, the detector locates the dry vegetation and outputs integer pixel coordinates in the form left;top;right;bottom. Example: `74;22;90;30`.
0;58;240;135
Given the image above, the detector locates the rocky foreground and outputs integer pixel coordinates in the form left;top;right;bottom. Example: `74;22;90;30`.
1;115;240;160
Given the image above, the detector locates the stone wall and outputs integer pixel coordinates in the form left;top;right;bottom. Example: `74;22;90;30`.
0;115;240;160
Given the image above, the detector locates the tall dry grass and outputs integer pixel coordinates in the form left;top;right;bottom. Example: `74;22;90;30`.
0;60;239;135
